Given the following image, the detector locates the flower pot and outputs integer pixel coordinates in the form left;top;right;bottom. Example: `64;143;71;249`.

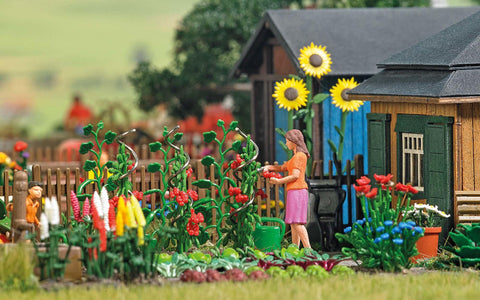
411;226;442;263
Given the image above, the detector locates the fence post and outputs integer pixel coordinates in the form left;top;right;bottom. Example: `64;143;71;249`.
12;171;34;242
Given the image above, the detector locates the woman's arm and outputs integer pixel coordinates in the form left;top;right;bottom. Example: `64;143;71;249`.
263;163;286;173
269;168;300;185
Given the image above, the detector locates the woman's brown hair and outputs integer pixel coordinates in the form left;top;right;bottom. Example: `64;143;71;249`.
285;129;310;158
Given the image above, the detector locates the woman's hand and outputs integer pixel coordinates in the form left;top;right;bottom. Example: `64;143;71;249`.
269;177;280;184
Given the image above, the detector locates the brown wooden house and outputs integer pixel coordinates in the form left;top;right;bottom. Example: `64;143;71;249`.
231;7;478;166
349;10;480;238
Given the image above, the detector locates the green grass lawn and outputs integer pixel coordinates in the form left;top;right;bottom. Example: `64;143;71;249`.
2;272;480;300
0;0;198;139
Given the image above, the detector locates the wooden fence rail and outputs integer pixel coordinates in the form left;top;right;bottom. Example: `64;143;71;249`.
1;155;364;229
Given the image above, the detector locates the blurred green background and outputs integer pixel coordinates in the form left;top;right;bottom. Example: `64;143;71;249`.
0;0;197;139
0;0;477;140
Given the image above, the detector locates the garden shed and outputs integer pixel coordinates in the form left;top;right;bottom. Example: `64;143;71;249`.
231;7;479;169
348;10;480;240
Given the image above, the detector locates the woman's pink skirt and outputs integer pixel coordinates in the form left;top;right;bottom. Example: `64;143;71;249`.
285;189;308;224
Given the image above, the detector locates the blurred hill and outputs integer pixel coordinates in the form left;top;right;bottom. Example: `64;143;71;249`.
0;0;198;140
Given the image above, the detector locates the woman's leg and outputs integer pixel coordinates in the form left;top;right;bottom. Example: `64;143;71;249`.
290;224;300;246
292;224;311;248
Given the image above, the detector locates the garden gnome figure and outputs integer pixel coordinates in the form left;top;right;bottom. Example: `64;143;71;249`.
7;171;41;242
264;129;311;249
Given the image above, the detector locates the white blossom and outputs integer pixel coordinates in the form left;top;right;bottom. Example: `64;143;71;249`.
93;191;104;219
40;213;49;240
100;187;110;231
49;197;60;225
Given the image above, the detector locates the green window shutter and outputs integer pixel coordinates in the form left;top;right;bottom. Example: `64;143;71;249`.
424;116;454;242
367;113;391;178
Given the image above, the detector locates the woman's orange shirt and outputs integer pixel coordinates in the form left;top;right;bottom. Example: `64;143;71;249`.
284;152;308;191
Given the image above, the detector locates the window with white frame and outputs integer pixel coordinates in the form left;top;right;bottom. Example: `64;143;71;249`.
401;133;424;191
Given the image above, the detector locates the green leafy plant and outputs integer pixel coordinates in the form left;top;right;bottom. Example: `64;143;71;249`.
28;197;70;281
443;223;480;268
77;121;117;196
192;119;261;249
144;125;206;253
335;174;424;272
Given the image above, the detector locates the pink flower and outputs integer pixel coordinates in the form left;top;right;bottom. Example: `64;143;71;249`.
70;191;82;222
82;197;91;218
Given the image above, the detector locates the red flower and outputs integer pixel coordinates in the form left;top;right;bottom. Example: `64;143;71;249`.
187;189;199;201
353;184;371;194
14;141;28;152
255;189;268;200
79;177;86;183
228;186;242;196
373;174;393;185
186;167;193;177
110;196;119;208
365;188;378;199
235;194;249;204
236;154;243;163
175;191;189;206
356;176;371;186
172;187;180;196
108;202;116;232
230;161;240;169
395;183;409;193
132;190;143;200
407;185;418;194
91;201;107;252
186;221;200;236
187;209;204;236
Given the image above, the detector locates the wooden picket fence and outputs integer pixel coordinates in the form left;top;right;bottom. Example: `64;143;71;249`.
1;155;365;228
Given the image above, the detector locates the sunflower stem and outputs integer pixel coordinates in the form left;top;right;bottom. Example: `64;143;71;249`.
305;75;313;177
337;111;349;162
288;110;293;130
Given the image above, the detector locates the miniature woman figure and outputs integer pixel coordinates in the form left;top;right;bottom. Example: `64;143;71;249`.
25;181;43;227
6;180;43;228
264;129;311;248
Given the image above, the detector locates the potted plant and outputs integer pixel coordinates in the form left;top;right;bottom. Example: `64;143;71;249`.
403;203;450;262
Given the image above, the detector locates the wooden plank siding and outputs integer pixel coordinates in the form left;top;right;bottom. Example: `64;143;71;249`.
371;101;480;225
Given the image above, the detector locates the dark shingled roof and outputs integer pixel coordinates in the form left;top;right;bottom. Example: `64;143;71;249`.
232;7;480;78
349;10;480;100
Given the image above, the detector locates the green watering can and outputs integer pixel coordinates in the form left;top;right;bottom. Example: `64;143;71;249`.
253;217;286;252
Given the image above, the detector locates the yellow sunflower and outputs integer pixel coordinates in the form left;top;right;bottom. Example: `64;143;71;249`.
298;42;332;78
272;78;309;111
330;77;364;112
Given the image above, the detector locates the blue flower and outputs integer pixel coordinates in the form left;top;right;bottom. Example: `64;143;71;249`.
356;219;365;225
374;237;382;244
392;226;402;234
380;233;390;240
376;226;385;233
406;221;416;227
414;227;424;234
344;226;352;233
384;220;393;226
393;238;404;245
398;222;408;229
368;217;372;222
